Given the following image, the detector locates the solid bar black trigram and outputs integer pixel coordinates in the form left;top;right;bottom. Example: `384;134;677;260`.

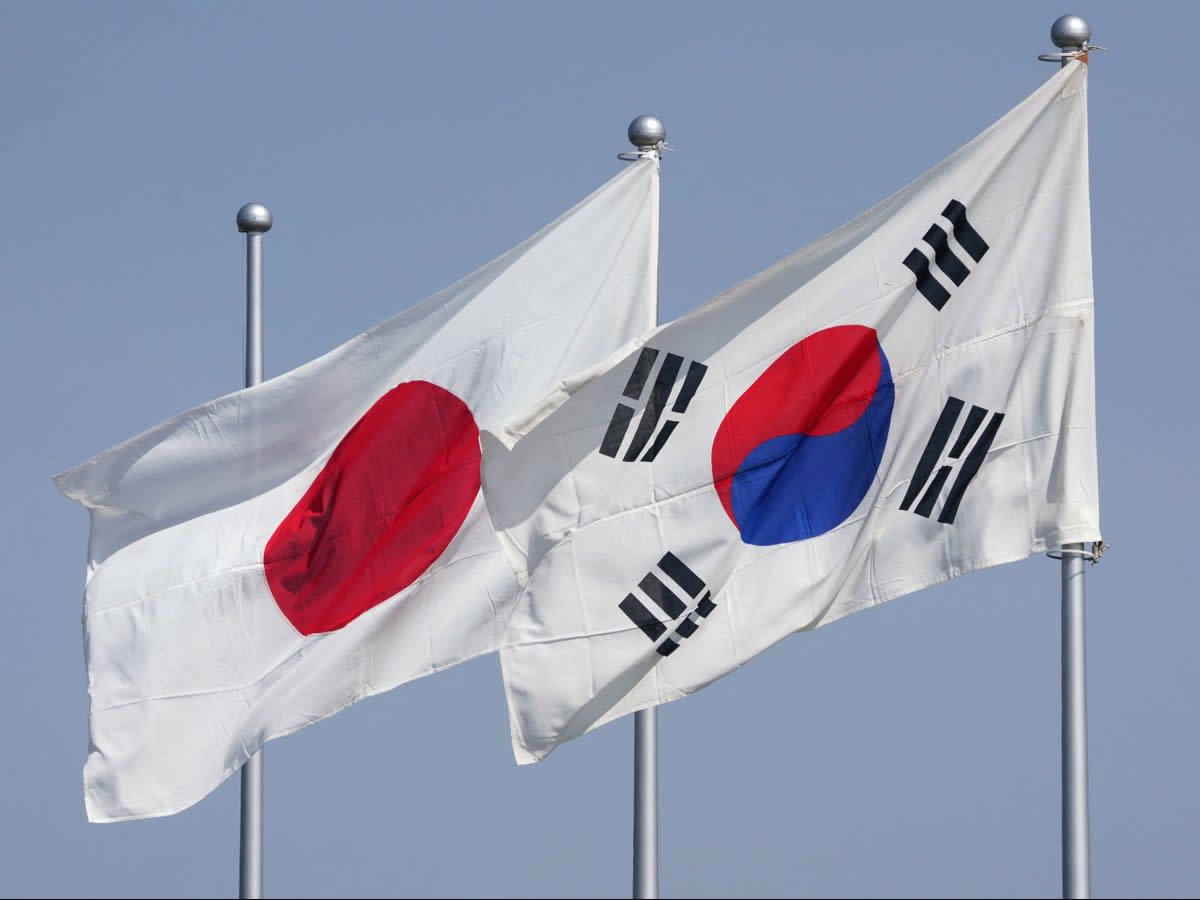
900;395;1005;524
600;347;708;462
617;551;715;657
902;199;990;311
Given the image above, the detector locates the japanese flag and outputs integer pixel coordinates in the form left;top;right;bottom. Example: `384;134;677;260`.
55;160;659;821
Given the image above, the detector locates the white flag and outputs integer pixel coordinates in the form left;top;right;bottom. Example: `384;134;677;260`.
54;160;659;821
483;64;1100;763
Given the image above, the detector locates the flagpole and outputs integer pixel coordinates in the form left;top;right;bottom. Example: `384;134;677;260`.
236;201;272;900
1044;15;1093;900
626;115;666;900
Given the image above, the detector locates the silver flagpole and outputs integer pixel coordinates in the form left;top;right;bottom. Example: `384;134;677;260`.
626;115;666;900
633;710;658;900
1044;15;1093;900
235;201;272;900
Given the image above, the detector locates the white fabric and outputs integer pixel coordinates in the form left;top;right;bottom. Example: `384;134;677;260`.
54;160;659;821
483;64;1099;764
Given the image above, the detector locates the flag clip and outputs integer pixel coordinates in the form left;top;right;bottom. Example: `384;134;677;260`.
1037;45;1106;63
618;141;673;162
1046;540;1108;564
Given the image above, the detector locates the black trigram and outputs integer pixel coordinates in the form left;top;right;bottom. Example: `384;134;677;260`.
600;347;707;462
618;551;716;657
902;199;990;311
901;396;1005;525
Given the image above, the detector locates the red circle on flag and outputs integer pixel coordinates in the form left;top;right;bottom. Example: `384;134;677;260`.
264;381;481;636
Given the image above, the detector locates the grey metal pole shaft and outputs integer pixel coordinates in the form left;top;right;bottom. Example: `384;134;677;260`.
239;753;264;900
236;201;272;900
1061;544;1090;899
1047;15;1093;900
626;115;666;900
633;710;658;899
244;237;264;387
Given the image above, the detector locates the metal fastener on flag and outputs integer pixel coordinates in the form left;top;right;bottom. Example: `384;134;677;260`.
1047;541;1108;565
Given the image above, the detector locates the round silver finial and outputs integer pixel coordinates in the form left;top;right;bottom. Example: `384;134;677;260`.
236;202;273;233
627;115;666;149
1051;14;1091;49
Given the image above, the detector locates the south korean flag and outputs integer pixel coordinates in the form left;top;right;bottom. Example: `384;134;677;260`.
484;60;1100;765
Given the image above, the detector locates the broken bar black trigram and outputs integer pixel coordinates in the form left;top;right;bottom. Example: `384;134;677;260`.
600;347;707;462
617;551;716;657
902;199;990;311
900;395;1005;525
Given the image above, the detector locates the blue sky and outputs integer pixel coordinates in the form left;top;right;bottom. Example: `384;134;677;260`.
4;2;1198;897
